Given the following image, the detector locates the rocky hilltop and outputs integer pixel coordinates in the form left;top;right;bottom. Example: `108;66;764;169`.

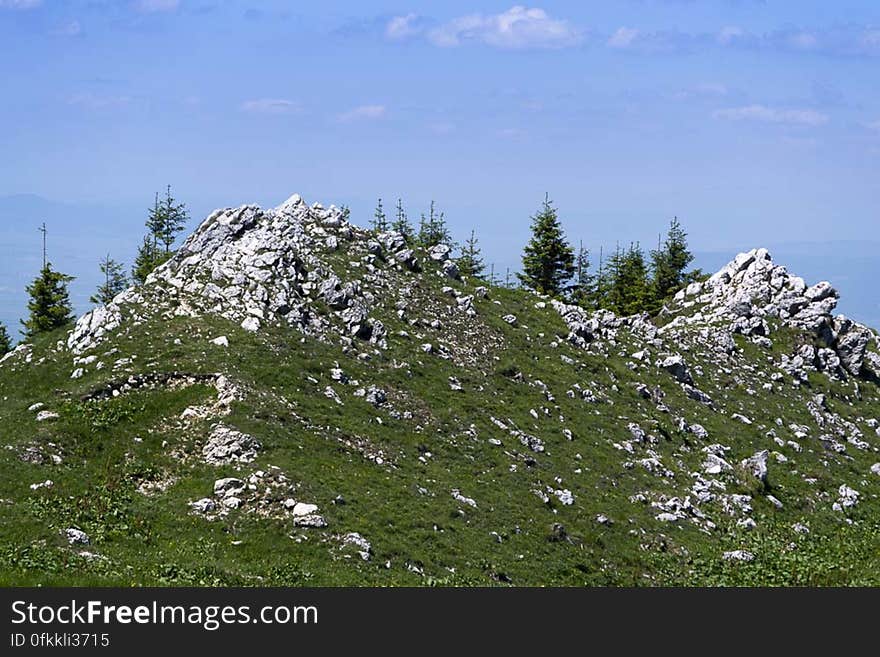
2;194;879;586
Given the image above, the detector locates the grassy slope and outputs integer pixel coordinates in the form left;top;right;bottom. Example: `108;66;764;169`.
1;250;879;586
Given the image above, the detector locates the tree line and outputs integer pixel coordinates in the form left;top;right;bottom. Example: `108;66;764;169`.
367;194;699;316
0;185;189;356
0;190;698;356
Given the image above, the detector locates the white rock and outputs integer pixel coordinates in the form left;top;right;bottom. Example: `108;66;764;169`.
65;528;90;545
190;498;216;513
451;489;477;508
292;502;319;517
241;317;260;333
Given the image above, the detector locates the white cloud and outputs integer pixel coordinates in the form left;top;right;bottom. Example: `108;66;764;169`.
68;93;132;110
385;13;422;40
426;6;582;49
428;122;455;135
240;99;300;114
717;26;745;46
713;105;829;127
608;27;639;49
866;120;880;133
785;31;818;50
606;26;699;53
0;0;41;9
719;25;880;57
134;0;179;13
337;105;386;122
51;20;81;37
672;82;729;101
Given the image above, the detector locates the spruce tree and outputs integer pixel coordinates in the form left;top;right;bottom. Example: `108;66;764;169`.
0;322;11;356
157;184;189;254
650;216;694;304
132;235;162;286
593;246;610;310
145;192;163;251
517;194;575;297
133;185;189;284
21;263;75;338
417;201;452;249
570;241;597;308
391;198;414;243
371;198;388;232
457;230;485;278
606;243;649;316
91;254;128;305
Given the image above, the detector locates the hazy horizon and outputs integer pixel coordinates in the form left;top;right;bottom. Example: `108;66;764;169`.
1;1;877;335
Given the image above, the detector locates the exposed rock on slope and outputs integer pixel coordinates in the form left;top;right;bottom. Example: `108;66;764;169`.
4;193;880;586
553;247;879;382
69;194;461;356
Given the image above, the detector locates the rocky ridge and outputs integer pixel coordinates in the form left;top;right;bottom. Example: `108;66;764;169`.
3;193;880;586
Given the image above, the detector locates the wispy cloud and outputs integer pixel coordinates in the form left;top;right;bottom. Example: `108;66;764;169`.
713;105;829;127
68;93;133;110
0;0;41;9
498;127;525;139
605;23;880;57
671;82;729;101
428;122;456;135
866;120;880;133
337;105;386;122
240;99;300;115
388;6;583;50
133;0;179;13
607;27;703;53
385;13;424;41
608;27;639;49
717;25;880;57
51;20;82;37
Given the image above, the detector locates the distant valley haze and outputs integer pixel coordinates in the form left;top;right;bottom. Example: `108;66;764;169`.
1;193;877;339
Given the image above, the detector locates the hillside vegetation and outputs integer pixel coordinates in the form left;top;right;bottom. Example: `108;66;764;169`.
1;195;879;586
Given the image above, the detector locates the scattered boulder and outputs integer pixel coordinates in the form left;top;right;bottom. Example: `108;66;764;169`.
658;355;693;384
202;425;261;465
65;528;90;545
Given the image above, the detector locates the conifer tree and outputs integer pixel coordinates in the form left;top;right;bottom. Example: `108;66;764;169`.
0;322;11;357
21;263;75;338
371;198;388;232
594;246;612;309
91;254;128;305
570;241;597;308
145;192;163;252
132;235;162;286
157;185;189;254
650;216;694;305
417;201;452;249
606;243;649;316
517;194;575;298
133;185;190;284
457;230;485;278
391;198;414;243
488;263;498;287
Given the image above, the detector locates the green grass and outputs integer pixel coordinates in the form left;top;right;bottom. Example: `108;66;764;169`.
1;251;879;587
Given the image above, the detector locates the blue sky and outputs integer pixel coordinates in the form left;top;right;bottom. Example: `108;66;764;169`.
1;1;878;332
